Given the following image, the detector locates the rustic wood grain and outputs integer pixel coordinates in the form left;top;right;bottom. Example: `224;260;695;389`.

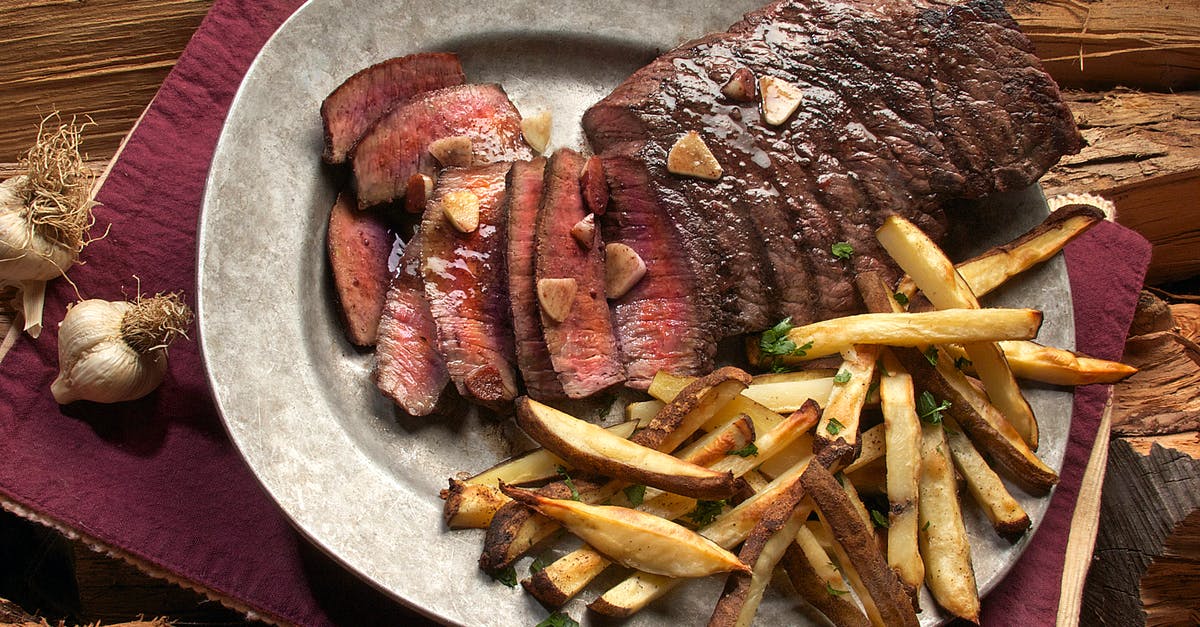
0;0;214;162
1005;0;1200;91
1081;440;1200;626
1140;509;1200;626
1124;431;1200;458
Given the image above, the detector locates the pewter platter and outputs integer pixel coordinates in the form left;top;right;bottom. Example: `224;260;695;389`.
196;1;1074;624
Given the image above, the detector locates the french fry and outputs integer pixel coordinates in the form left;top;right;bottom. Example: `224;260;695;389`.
500;484;750;578
772;308;1041;362
844;423;886;474
877;214;1040;449
743;369;837;413
846;457;887;496
708;497;810;627
944;340;1136;385
918;421;980;623
814;344;880;461
802;462;920;627
634;367;753;451
781;524;871;627
810;517;886;626
877;352;925;592
626;399;665;426
443;480;510;529
944;417;1031;537
465;421;638;488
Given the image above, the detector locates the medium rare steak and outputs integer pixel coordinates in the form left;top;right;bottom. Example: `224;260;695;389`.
583;0;1082;381
321;52;466;164
374;231;449;416
534;149;625;398
421;163;519;408
351;84;532;208
505;158;566;400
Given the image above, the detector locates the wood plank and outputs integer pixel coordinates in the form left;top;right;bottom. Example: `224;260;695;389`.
1140;509;1200;626
0;0;213;162
1006;0;1200;91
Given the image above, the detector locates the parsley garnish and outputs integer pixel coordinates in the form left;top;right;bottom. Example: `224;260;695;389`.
727;442;759;457
530;555;551;574
556;466;580;501
826;582;850;596
535;612;580;627
893;292;910;306
923;521;931;532
834;370;852;384
924;346;939;366
954;356;973;370
831;241;854;260
687;500;727;527
916;391;951;425
870;509;890;529
623;484;646;507
760;318;814;371
826;416;845;435
493;565;518;588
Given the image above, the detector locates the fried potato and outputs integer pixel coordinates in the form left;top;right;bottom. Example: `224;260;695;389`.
626;399;665;426
918;422;980;623
877;352;925;591
709;498;810;627
814;345;880;461
877;214;1039;449
500;484;750;578
443;480;510;529
944;340;1136;385
781;530;871;627
773;308;1042;362
944;417;1031;537
466;421;637;488
635;367;753;451
743;369;837;413
517;398;739;499
844;423;886;474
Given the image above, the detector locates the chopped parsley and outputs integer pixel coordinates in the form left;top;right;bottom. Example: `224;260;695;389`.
556;466;581;501
833;370;852;384
916;391;951;425
924;346;939;366
923;521;932;532
535;612;580;627
760;317;814;372
870;509;890;529
687;500;727;527
727;442;759;457
826;416;845;436
623;484;646;507
893;292;910;306
529;555;551;574
831;241;854;260
954;356;973;371
826;582;850;596
493;565;518;588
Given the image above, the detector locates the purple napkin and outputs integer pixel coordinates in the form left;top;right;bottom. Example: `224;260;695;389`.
0;0;1151;625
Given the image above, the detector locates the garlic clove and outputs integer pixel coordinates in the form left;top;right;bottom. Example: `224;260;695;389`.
605;242;647;299
441;189;481;233
405;173;436;214
721;68;757;102
571;214;596;247
521;110;553;154
759;76;804;126
667;131;723;181
537;277;577;323
428;135;474;167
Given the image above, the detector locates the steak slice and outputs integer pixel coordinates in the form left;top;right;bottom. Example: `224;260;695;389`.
351;84;531;208
326;192;391;346
374;231;449;416
534;149;625;398
321;52;466;164
421;163;519;408
505;158;566;400
583;0;1081;376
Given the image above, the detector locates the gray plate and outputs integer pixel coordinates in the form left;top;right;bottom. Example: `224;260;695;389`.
197;1;1073;625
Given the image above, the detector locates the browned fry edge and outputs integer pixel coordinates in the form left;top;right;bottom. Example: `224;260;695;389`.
780;543;872;627
632;366;752;449
443;479;507;529
478;477;600;573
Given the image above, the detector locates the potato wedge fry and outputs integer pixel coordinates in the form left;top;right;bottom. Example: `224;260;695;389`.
773;308;1041;362
648;370;802;433
781;531;871;627
945;340;1136;385
626;399;665;426
894;347;1058;494
709;497;810;627
877;214;1039;449
802;462;919;627
517;398;739;499
811;516;886;626
443;480;510;530
500;484;750;578
814;345;880;461
466;421;638;488
944;417;1031;537
844;423;886;474
743;370;837;413
877;352;925;591
635;367;753;451
918;422;980;623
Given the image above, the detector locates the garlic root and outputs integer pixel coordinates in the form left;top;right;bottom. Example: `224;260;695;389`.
52;292;193;404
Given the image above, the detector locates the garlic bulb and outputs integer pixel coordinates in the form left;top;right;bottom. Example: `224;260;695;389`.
52;293;192;404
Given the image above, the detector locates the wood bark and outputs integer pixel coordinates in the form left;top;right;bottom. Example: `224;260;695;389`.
1141;509;1200;626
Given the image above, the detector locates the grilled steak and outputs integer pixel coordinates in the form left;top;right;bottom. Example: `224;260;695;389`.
321;52;466;164
326;192;391;346
505;158;566;400
374;232;449;416
535;149;625;398
351;84;532;208
583;0;1082;381
421;163;519;408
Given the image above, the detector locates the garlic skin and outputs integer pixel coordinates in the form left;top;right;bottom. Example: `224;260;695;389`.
52;299;169;404
0;176;78;282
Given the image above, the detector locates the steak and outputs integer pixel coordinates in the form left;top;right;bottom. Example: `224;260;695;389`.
583;0;1082;381
351;84;532;208
505;158;566;400
534;149;625;398
321;52;466;164
421;163;519;408
326;192;391;346
374;231;449;416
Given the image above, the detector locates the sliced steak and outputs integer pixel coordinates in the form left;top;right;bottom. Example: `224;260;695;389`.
421;163;519;408
584;0;1081;377
374;231;449;416
351;84;531;208
505;158;566;400
321;52;466;164
535;149;625;398
600;155;715;388
326;192;391;346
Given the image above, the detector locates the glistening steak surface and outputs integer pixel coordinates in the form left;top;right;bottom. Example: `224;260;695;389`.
583;0;1082;382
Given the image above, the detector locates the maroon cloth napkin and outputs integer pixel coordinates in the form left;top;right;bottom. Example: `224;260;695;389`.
0;0;1152;625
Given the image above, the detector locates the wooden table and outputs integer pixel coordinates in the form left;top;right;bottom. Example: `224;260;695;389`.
1;1;1197;625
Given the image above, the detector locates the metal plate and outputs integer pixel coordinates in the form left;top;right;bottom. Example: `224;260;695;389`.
197;1;1074;624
